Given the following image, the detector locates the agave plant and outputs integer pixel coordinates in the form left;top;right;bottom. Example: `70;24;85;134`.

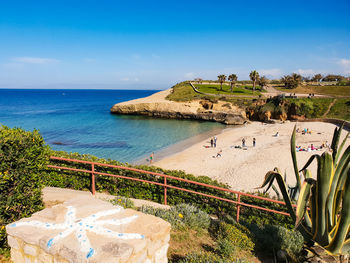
259;124;350;255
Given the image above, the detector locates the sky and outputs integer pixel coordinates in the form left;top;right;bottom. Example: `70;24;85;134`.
0;0;349;89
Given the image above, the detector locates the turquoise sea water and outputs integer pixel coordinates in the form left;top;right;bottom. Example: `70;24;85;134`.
0;89;223;163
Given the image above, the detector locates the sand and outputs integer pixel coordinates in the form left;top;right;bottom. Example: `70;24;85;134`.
153;121;349;193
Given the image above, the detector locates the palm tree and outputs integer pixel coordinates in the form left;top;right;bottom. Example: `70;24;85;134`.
281;73;302;89
249;70;260;91
217;75;226;91
258;76;268;89
228;74;238;92
311;74;322;84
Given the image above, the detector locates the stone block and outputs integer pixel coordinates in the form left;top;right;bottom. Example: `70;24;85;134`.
155;244;169;263
7;196;170;263
53;257;70;263
7;235;20;250
24;244;38;257
38;248;53;263
147;239;162;256
24;255;37;263
11;248;25;263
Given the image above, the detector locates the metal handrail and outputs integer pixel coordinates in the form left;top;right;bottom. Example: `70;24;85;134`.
47;156;294;221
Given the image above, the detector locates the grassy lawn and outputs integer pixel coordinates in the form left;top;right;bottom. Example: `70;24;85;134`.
194;84;262;96
326;98;350;121
166;82;260;102
166;82;198;101
274;85;350;97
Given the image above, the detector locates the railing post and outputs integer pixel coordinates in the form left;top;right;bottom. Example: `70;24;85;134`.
91;164;96;196
164;176;167;205
236;193;241;222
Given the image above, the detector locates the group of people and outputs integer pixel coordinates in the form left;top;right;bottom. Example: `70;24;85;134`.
210;136;218;148
296;141;330;152
296;128;312;135
241;137;256;147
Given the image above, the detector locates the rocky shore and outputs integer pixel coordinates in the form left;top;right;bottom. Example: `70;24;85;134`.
110;89;247;125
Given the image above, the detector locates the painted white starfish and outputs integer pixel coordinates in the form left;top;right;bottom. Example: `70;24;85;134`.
9;206;144;259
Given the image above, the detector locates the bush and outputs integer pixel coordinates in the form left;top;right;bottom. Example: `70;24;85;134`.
248;224;304;262
44;150;239;216
0;126;48;249
140;204;210;230
109;196;135;209
214;222;254;252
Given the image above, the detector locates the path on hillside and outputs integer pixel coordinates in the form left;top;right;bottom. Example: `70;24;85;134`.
264;85;327;98
322;98;337;118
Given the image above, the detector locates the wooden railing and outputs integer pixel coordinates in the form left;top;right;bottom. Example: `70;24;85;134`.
47;156;295;222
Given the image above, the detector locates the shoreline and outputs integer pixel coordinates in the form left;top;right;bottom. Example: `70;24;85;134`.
152;121;349;192
133;124;233;165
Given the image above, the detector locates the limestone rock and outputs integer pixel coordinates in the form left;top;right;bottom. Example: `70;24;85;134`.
110;90;247;125
7;197;170;263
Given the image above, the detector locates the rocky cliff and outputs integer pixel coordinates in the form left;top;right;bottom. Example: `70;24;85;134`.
110;89;247;125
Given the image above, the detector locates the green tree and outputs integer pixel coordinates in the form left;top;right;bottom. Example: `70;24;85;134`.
281;74;301;89
249;70;260;91
258;76;268;89
217;74;227;91
228;74;238;92
322;74;344;82
311;74;323;83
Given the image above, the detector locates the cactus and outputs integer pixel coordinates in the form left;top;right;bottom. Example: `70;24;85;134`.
259;124;350;255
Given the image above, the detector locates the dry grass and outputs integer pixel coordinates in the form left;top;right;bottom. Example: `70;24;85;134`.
168;229;216;261
0;254;10;263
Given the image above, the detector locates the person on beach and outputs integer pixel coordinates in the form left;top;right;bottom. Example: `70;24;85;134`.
216;149;222;158
214;136;217;148
149;152;154;164
210;138;214;148
242;138;246;147
253;138;256;147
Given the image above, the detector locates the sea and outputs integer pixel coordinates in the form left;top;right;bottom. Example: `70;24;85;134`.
0;89;224;163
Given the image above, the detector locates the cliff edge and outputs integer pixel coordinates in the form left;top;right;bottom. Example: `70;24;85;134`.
110;89;247;125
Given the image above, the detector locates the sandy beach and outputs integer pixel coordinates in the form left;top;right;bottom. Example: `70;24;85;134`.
153;121;349;193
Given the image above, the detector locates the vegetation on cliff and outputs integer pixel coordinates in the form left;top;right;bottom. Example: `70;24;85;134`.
166;81;350;121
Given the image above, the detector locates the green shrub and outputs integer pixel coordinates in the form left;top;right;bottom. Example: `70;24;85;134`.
248;224;304;262
44;150;296;229
44;150;238;216
109;196;135;209
0;126;48;249
140;204;210;230
215;222;254;252
216;238;237;260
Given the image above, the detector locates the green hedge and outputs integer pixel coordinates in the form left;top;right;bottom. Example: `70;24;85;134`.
44;150;293;228
0;126;48;250
44;150;238;215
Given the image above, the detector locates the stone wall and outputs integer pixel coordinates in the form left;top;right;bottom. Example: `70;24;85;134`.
6;197;171;263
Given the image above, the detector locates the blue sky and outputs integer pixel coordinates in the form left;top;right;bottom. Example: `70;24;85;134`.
0;0;349;89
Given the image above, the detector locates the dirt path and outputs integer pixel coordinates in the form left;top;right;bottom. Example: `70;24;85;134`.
322;98;337;117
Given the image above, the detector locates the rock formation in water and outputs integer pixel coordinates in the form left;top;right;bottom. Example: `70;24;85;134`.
110;90;247;125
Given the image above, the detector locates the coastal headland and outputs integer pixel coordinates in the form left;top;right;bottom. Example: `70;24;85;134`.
110;89;247;125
